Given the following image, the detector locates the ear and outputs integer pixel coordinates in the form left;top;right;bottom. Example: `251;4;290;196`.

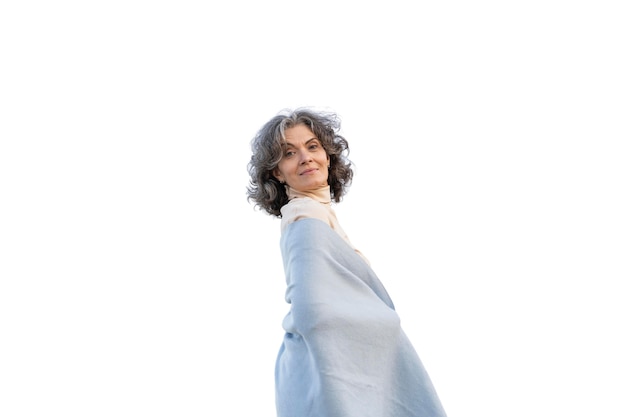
273;168;284;183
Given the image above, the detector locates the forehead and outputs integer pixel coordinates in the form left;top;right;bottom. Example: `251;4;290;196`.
283;124;317;145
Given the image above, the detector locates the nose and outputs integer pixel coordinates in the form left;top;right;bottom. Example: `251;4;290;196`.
299;149;313;164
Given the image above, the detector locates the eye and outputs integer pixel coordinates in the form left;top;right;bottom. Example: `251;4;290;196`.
309;143;320;150
284;149;296;157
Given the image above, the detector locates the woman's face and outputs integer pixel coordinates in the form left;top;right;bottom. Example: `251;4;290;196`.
273;124;330;193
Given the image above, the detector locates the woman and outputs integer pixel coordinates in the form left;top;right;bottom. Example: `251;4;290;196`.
247;108;446;417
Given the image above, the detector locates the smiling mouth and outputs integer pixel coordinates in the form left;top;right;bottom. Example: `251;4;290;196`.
300;168;318;175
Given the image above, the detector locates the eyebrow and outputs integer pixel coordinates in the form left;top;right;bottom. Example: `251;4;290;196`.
283;137;319;147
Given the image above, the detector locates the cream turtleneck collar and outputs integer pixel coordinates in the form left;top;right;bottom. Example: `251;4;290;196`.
286;185;331;204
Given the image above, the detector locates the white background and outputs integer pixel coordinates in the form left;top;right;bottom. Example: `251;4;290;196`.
1;1;625;416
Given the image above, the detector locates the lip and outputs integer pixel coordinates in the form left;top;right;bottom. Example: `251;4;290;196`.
299;168;318;175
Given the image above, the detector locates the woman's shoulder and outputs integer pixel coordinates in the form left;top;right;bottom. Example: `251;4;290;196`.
280;197;331;231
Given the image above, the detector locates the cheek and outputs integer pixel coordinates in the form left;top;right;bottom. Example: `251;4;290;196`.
277;160;294;175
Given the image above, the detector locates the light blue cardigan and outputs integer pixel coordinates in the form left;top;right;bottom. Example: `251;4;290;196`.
275;218;446;417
